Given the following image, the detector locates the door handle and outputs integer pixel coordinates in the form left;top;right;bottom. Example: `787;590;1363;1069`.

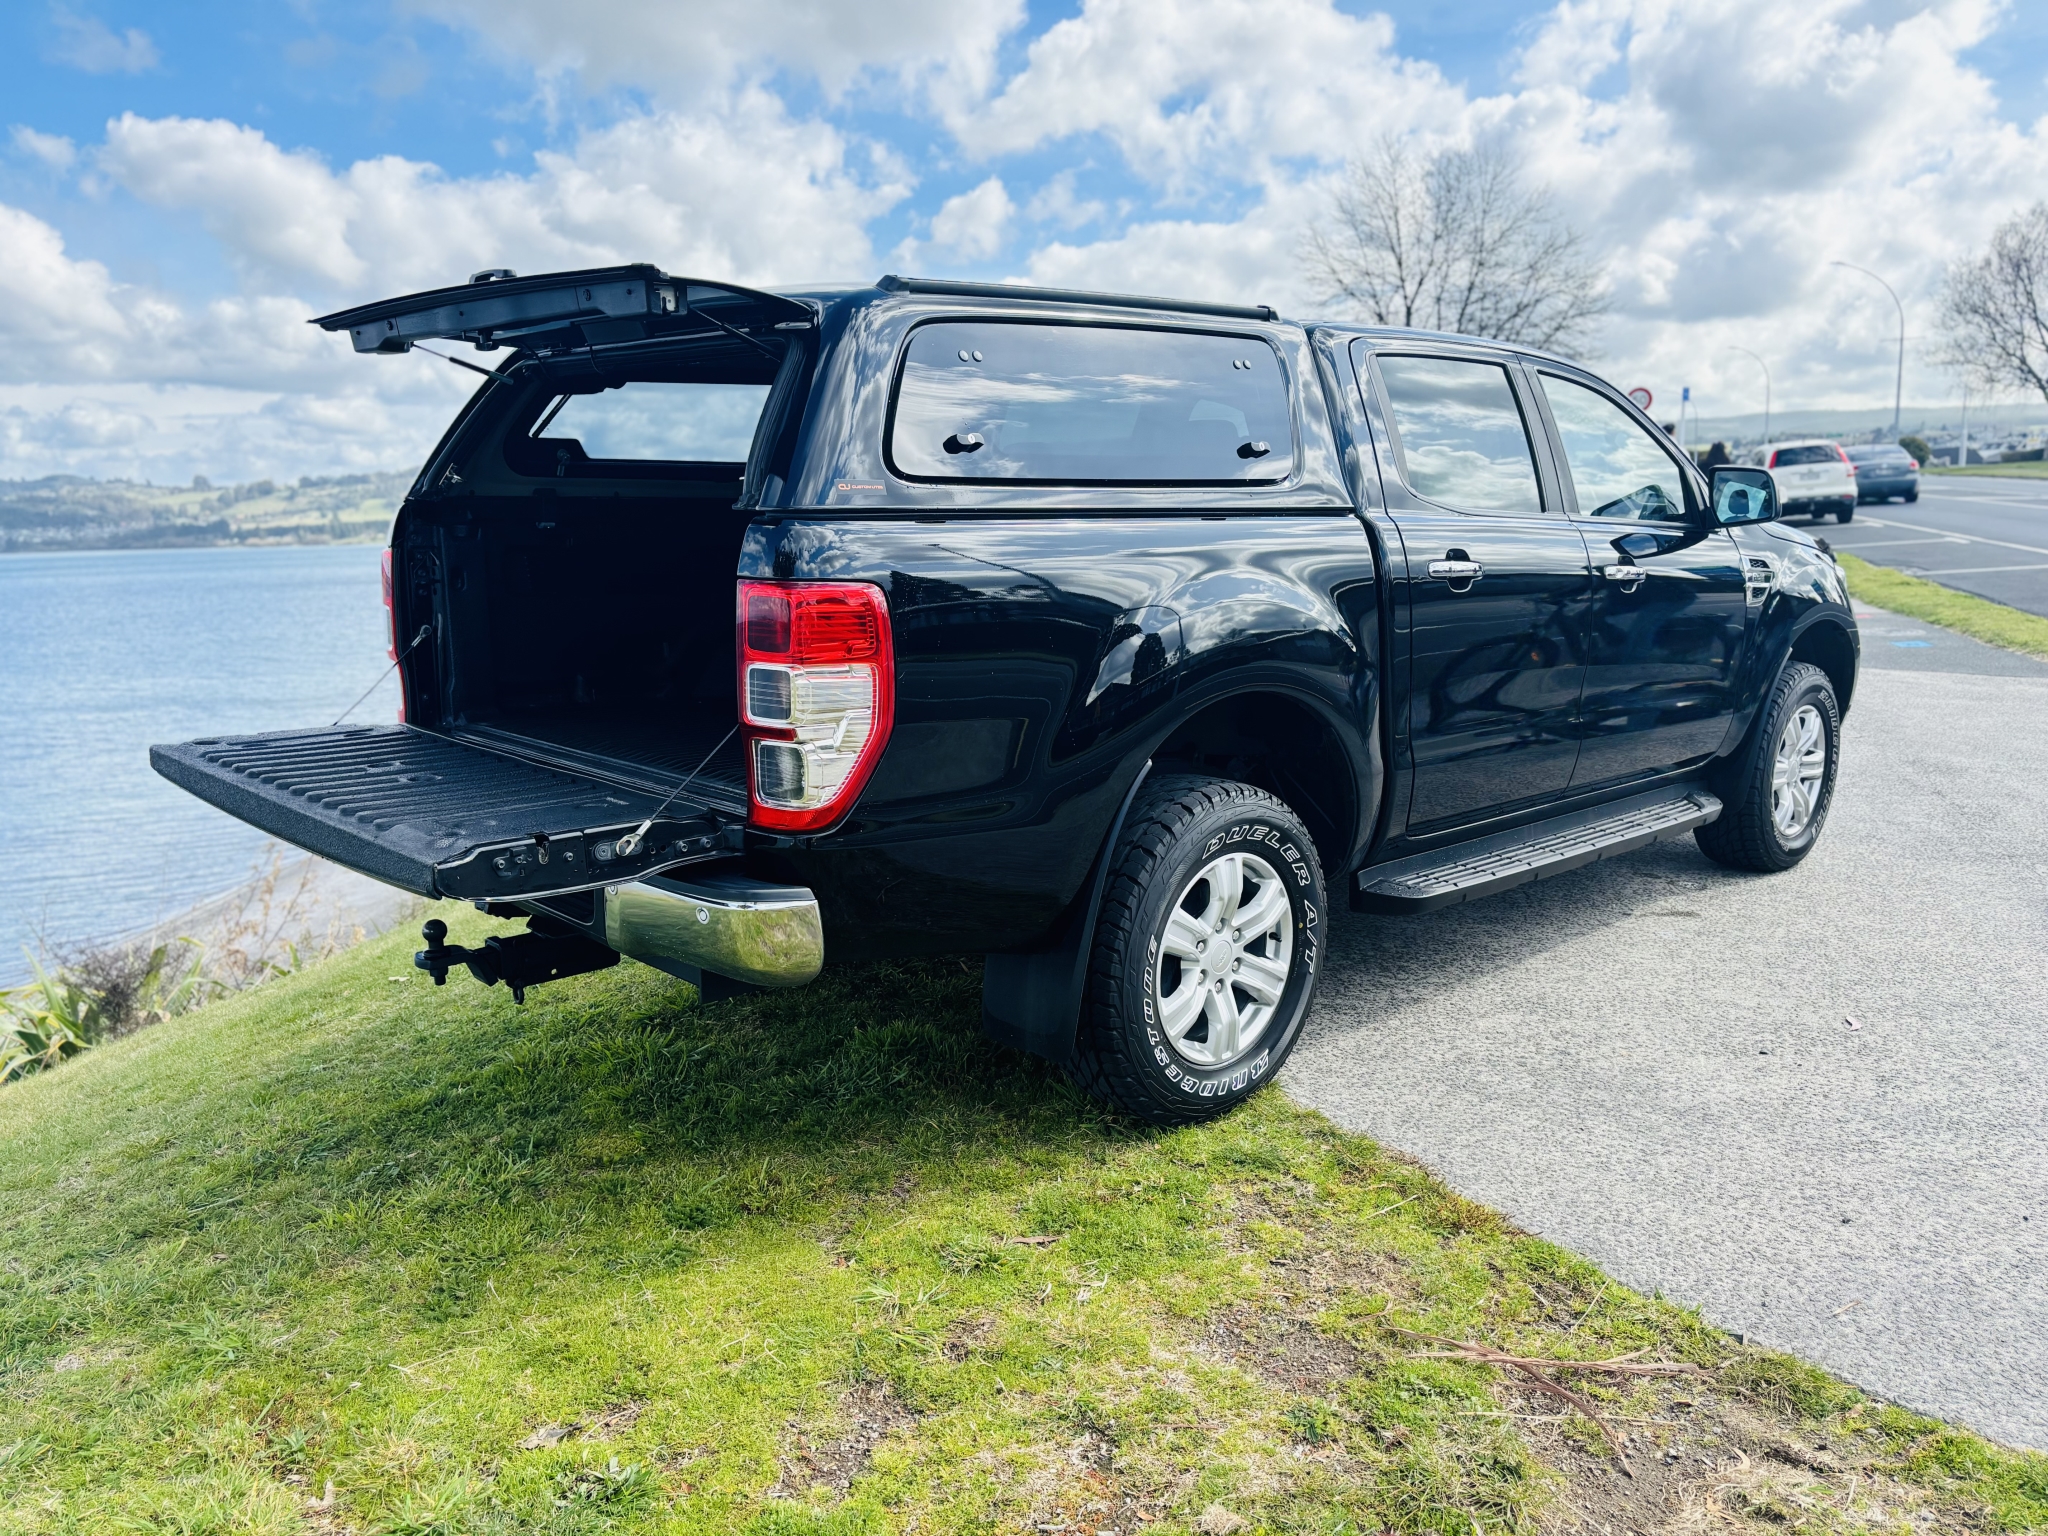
1603;563;1648;587
1427;559;1484;583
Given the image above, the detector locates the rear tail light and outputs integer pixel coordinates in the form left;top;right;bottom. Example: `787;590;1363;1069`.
381;547;406;723
737;580;894;832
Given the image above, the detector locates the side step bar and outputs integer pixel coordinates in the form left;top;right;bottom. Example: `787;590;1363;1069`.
1353;788;1722;914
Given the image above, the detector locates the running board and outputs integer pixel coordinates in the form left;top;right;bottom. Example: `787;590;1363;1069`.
1353;788;1722;914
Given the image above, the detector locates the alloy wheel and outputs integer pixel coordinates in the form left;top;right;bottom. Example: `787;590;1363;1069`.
1153;850;1294;1069
1771;703;1827;839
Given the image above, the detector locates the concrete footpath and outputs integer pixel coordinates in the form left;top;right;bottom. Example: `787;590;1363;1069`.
1287;606;2048;1451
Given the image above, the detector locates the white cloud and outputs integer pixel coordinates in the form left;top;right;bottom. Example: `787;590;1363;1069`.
0;92;912;478
11;126;77;170
407;0;1024;102
945;0;1467;191
96;95;907;300
1025;170;1106;231
928;177;1015;260
49;7;158;74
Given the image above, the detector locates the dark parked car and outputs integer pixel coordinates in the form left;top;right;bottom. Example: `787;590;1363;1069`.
154;267;1859;1124
1845;444;1921;503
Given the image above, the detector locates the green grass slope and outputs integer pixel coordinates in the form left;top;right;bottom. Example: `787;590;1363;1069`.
2;915;2043;1535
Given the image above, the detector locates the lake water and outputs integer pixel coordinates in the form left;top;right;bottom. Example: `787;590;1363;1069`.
0;545;400;982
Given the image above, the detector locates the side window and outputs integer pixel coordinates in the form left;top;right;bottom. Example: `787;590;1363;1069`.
1540;374;1692;523
1374;355;1542;515
535;382;771;462
889;321;1291;483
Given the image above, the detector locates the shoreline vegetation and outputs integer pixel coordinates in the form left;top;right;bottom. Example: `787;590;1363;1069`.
2;847;415;1084
2;921;2043;1531
0;472;408;553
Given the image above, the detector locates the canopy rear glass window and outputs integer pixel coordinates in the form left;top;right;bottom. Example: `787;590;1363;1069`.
889;321;1291;484
534;382;771;462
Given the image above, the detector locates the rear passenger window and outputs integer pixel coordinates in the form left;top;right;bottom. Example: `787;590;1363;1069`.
889;322;1291;483
1375;356;1541;515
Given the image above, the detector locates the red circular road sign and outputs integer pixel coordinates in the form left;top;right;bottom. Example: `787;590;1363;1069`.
1626;387;1654;410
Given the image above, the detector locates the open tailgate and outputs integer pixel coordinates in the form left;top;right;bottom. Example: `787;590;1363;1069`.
150;725;739;901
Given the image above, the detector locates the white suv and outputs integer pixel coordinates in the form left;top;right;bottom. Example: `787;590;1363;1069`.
1754;440;1859;523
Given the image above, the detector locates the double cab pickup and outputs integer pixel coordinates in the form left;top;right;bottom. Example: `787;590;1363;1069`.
154;267;1857;1124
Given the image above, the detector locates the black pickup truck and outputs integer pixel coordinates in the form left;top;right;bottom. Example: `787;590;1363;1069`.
153;266;1857;1124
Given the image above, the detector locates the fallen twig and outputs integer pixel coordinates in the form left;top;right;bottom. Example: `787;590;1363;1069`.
1005;1235;1063;1248
1380;1325;1713;1475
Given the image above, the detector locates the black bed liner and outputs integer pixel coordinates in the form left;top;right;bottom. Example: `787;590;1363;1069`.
150;725;739;902
450;714;748;813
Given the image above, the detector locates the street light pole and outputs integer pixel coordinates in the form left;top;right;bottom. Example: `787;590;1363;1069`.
1831;260;1904;438
1726;346;1771;446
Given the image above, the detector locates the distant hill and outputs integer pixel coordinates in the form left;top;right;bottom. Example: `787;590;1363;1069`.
0;472;411;552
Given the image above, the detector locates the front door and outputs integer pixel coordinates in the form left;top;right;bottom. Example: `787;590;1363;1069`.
1534;369;1748;789
1361;349;1592;835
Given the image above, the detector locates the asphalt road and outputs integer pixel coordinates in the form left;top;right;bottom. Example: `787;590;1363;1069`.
1287;607;2048;1452
1817;473;2048;617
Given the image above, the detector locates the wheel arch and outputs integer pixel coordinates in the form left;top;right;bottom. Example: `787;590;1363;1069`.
1146;682;1376;880
980;682;1377;1069
1789;615;1858;715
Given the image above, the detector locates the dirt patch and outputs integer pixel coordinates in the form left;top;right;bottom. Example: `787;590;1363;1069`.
1205;1302;1363;1395
943;1313;998;1362
1521;1380;1978;1536
769;1378;917;1499
584;1401;643;1439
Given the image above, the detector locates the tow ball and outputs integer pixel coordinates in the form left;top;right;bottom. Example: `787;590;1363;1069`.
413;915;619;1004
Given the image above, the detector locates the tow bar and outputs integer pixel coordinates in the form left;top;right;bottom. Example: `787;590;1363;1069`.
413;915;618;1004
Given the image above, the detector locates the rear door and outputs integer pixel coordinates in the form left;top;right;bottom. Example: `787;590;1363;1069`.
1355;346;1592;834
1530;367;1747;788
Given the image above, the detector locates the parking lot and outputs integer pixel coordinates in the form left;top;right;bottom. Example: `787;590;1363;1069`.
1289;609;2048;1452
1821;473;2048;617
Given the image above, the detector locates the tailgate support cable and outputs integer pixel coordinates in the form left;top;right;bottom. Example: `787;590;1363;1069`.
615;725;739;857
333;624;432;727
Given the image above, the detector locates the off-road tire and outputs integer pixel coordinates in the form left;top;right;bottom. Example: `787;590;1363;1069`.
1696;661;1841;872
1071;775;1326;1125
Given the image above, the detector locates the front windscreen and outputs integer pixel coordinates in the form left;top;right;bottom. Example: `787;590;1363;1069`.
535;382;771;462
889;321;1292;483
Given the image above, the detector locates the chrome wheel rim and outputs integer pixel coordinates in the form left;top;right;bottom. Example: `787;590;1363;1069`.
1771;703;1827;839
1154;850;1294;1069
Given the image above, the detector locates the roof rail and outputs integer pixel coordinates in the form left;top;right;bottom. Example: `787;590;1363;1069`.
876;274;1277;323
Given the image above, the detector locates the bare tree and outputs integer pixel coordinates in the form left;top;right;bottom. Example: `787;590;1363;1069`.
1937;201;2048;404
1302;138;1610;356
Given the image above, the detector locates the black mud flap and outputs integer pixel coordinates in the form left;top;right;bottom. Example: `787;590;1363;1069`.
150;725;740;902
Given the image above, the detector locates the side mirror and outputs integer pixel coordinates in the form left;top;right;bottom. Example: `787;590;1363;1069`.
1711;465;1778;526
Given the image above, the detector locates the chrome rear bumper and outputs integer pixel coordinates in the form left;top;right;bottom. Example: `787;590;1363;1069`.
603;872;824;988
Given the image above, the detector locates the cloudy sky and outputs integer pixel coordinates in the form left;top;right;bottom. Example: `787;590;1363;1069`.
2;0;2045;484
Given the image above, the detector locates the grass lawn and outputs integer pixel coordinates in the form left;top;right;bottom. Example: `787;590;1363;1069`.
1836;553;2048;659
3;917;2044;1535
1921;463;2048;479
